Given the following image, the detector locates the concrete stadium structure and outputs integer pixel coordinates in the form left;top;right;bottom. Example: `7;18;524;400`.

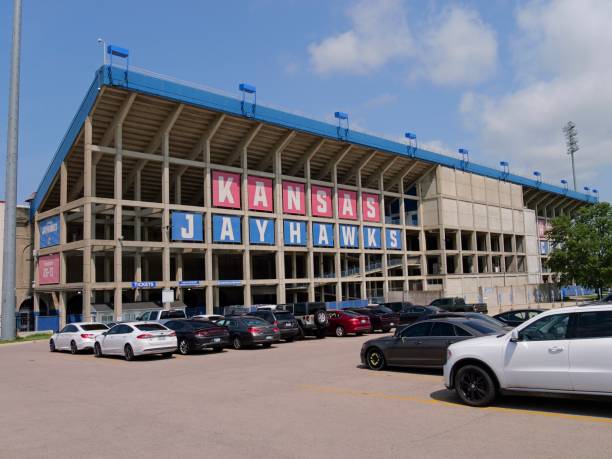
27;64;594;326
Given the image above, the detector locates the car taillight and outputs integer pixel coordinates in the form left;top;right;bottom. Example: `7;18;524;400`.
273;327;280;333
167;331;176;337
274;320;278;325
247;327;261;333
136;333;153;339
195;330;209;337
80;333;94;339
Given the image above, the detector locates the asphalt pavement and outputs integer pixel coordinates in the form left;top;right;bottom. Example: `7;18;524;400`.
1;334;612;458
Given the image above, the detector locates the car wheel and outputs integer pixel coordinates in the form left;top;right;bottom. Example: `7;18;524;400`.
366;348;386;371
94;342;102;358
314;311;328;326
233;337;242;350
212;346;223;353
70;341;78;355
262;343;272;348
124;344;135;361
296;327;305;340
284;337;294;343
335;326;345;337
315;329;326;339
49;339;56;352
161;353;173;359
455;365;497;407
178;339;190;355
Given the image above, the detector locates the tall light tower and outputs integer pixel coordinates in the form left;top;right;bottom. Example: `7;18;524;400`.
1;0;22;340
563;121;579;191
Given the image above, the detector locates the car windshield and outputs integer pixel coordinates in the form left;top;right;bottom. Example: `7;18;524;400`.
81;324;108;331
243;318;268;326
136;323;167;331
375;306;393;314
467;314;506;328
464;320;500;334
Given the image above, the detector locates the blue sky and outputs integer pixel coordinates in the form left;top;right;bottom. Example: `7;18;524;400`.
0;0;610;202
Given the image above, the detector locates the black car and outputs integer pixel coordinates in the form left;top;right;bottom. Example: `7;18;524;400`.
281;302;328;339
417;312;510;331
493;309;546;327
216;315;281;349
360;318;500;370
381;302;443;325
250;309;300;342
164;319;230;355
346;307;397;332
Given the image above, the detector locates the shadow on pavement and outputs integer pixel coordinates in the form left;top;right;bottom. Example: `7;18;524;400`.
430;388;612;420
356;364;443;377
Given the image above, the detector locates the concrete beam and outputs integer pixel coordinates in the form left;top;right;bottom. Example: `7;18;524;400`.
364;156;398;189
339;150;377;183
224;123;263;166
388;161;419;188
123;103;184;193
256;130;296;170
317;145;352;181
288;139;325;177
69;93;137;201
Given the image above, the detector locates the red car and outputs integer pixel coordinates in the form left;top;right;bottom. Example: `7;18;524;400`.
326;310;371;337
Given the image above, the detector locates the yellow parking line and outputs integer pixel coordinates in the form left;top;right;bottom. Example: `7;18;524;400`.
299;384;612;426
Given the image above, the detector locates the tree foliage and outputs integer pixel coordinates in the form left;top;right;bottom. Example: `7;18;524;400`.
546;202;612;291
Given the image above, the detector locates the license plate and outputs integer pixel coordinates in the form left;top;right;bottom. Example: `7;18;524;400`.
265;335;273;340
285;323;292;327
156;336;165;340
213;337;221;343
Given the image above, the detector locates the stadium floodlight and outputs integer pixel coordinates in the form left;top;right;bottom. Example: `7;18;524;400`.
583;186;590;192
239;83;256;94
334;112;349;139
592;189;599;202
405;132;417;157
107;45;129;59
500;161;509;167
533;171;542;184
560;179;568;190
458;148;469;169
239;83;257;117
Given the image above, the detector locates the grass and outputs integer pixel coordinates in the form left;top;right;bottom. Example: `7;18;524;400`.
0;332;52;345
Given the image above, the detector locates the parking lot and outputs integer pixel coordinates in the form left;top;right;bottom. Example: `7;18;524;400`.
2;335;612;459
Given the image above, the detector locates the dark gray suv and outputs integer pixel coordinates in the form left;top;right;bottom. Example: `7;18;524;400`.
251;309;301;342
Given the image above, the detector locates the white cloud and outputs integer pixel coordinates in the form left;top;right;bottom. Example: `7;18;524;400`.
417;7;498;85
308;1;497;86
461;0;612;193
308;0;414;75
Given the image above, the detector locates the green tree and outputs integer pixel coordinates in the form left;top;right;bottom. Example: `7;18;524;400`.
546;202;612;294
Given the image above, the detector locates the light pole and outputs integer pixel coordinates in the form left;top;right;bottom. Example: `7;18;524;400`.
97;38;107;65
563;121;579;191
1;0;23;340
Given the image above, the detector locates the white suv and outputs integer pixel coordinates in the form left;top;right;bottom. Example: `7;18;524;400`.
444;304;612;406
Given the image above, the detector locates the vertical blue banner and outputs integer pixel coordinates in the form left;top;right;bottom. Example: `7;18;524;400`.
212;214;242;243
339;224;359;248
283;220;307;246
385;228;401;250
171;212;203;241
249;217;275;245
39;215;60;248
363;226;381;249
313;222;334;247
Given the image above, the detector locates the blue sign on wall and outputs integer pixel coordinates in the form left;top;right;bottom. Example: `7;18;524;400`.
249;217;275;245
131;281;157;288
339;224;359;248
212;215;242;243
283;220;307;246
385;229;401;250
171;211;203;241
363;226;381;249
313;222;334;247
178;280;202;286
39;215;60;248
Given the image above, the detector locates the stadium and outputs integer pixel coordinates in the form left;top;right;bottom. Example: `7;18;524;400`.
28;60;594;325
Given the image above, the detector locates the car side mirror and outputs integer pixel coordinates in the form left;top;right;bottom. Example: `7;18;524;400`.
510;329;519;342
102;332;107;336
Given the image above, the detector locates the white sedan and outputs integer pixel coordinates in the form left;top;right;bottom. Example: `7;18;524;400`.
94;322;177;361
50;322;109;354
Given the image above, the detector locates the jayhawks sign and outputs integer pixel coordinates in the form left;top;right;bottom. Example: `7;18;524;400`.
171;212;203;241
39;215;60;248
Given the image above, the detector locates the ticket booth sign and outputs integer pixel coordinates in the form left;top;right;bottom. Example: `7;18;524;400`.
39;253;60;285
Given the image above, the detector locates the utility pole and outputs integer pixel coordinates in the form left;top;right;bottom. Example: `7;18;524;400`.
1;0;23;340
563;121;579;191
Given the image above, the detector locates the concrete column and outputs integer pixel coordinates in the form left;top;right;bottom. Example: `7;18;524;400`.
332;164;342;302
273;144;286;304
82;116;93;321
134;170;142;302
379;172;389;301
114;124;124;320
241;147;251;307
162;133;171;305
58;291;66;328
204;141;214;314
399;181;409;293
357;170;367;299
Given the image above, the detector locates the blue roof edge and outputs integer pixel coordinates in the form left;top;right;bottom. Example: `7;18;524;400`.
30;65;593;219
